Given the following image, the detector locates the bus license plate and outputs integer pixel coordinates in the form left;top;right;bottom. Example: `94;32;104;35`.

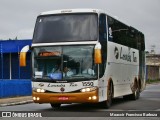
58;97;69;100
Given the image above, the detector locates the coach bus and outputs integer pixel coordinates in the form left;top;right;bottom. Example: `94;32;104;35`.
20;9;145;108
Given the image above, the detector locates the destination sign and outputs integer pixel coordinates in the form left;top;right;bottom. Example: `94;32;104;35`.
39;51;61;56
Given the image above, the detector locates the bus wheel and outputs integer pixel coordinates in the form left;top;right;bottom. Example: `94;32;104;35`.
50;103;61;109
105;82;113;108
131;81;140;100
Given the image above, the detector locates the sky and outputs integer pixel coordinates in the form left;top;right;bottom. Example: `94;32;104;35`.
0;0;160;53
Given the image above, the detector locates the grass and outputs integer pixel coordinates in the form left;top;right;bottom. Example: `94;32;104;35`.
146;79;160;84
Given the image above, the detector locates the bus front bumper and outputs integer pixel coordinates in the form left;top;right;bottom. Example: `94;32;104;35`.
32;91;98;104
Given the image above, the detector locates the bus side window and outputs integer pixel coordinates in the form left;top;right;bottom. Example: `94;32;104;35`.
108;16;126;46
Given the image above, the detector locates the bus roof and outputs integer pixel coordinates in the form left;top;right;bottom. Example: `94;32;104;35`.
39;9;105;16
38;8;144;35
39;8;123;26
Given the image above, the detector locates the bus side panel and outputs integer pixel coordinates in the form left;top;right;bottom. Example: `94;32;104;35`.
98;77;107;102
106;42;139;98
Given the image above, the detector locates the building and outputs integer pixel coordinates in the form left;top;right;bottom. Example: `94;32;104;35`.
0;39;32;98
146;53;160;80
0;39;32;79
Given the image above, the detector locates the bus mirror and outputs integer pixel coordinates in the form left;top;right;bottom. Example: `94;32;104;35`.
94;43;102;64
19;45;30;67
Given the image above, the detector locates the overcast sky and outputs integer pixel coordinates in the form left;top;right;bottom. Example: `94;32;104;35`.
0;0;160;53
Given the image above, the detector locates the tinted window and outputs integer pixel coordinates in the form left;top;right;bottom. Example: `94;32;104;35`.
107;16;144;50
107;16;130;46
33;13;98;43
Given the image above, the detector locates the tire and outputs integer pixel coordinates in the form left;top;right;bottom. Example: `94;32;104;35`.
131;85;140;100
123;81;140;100
103;82;113;108
50;103;61;109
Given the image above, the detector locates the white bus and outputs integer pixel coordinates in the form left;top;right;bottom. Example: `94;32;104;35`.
20;9;145;109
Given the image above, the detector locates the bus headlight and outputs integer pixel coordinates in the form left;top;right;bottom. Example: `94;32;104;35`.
35;88;46;93
36;88;41;92
33;96;40;101
40;89;45;93
81;87;97;92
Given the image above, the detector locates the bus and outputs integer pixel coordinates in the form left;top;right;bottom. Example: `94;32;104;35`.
20;9;145;109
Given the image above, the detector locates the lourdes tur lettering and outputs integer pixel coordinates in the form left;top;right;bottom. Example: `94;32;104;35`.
48;83;65;87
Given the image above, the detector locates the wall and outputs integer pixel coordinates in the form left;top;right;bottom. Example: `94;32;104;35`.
146;65;159;80
0;40;32;79
0;80;32;98
0;40;32;98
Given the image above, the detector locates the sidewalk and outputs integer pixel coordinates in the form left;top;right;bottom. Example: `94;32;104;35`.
0;96;33;107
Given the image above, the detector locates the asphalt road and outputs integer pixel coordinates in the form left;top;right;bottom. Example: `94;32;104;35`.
0;83;160;119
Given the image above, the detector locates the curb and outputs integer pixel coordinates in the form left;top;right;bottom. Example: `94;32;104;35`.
0;100;33;107
146;82;160;86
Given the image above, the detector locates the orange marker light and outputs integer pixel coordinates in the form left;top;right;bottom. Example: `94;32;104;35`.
94;43;102;64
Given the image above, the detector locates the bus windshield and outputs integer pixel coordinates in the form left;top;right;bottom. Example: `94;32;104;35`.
33;13;98;43
33;45;97;81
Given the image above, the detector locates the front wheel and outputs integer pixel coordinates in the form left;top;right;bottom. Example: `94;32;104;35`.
101;82;113;108
50;103;61;109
